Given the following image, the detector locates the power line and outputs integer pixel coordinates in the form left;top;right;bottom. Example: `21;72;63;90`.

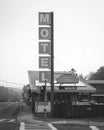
0;57;73;86
54;56;71;72
0;80;25;86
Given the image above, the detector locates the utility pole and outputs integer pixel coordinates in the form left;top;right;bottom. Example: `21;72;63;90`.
50;12;54;116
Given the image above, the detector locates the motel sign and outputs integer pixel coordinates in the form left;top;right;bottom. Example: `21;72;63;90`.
39;12;51;25
39;12;51;82
39;42;51;54
38;12;54;115
39;71;51;82
39;56;51;68
39;27;51;40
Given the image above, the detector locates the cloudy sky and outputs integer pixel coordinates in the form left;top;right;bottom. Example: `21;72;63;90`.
0;0;104;88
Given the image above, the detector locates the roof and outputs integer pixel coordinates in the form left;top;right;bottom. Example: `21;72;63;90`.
91;94;104;96
28;71;96;93
87;80;104;84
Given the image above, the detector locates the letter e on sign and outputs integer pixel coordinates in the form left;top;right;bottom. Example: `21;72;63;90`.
39;56;51;68
39;12;51;25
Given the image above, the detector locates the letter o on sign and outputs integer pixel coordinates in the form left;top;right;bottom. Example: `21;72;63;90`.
40;29;49;38
39;27;51;40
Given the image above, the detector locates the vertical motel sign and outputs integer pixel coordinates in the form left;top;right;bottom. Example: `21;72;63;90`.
39;12;54;115
39;12;51;82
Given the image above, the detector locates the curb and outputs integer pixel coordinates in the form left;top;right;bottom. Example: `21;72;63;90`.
32;117;104;127
50;120;104;127
89;121;104;127
51;120;88;125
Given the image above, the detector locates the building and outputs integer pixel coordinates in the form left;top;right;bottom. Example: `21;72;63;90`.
87;80;104;94
28;71;98;117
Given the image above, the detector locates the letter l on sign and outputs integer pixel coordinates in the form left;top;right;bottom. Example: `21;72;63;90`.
39;71;50;82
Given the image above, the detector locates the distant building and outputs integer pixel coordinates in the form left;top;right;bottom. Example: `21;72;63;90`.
87;80;104;94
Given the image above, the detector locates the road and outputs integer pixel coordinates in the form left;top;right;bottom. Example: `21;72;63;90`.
1;102;104;130
0;102;21;130
53;124;104;130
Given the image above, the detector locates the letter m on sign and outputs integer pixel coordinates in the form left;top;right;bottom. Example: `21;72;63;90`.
39;12;51;25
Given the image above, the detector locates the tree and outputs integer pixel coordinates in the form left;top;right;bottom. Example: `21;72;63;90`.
71;68;76;73
88;66;104;80
79;74;85;79
22;84;31;104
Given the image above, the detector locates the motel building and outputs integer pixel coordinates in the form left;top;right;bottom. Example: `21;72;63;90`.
25;13;104;118
26;12;104;118
27;71;104;118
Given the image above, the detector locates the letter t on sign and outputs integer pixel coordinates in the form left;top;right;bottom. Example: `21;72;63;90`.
39;42;51;54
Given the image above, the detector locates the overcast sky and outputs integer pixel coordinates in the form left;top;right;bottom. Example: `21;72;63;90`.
0;0;104;88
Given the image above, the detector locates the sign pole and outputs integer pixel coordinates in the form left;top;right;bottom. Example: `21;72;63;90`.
44;80;47;120
50;12;54;116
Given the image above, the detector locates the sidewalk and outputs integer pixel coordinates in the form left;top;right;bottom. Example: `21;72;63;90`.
18;103;46;123
18;103;53;130
18;103;104;129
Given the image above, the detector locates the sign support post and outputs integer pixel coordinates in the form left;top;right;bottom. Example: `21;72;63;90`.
44;80;47;120
50;12;54;116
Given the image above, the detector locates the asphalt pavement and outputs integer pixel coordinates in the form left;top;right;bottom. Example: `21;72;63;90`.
0;102;20;130
18;103;104;130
